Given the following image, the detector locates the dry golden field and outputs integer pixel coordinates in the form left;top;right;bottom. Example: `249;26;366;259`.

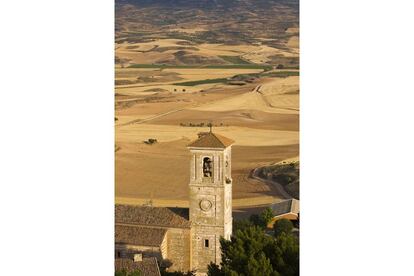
115;70;299;208
115;1;299;208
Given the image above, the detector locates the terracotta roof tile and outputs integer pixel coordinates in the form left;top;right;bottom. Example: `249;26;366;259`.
115;205;191;228
187;132;234;148
115;257;161;276
115;225;167;247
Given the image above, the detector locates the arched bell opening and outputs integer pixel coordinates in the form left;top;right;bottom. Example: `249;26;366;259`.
203;157;213;178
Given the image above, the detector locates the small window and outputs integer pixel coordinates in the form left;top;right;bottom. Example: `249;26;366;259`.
204;239;209;248
117;251;121;258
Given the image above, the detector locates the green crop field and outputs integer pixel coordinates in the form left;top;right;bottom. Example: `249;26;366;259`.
173;78;228;86
127;64;197;69
128;63;272;70
264;71;299;78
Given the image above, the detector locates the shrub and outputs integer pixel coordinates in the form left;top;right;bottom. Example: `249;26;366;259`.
144;138;158;145
273;219;293;238
260;207;274;228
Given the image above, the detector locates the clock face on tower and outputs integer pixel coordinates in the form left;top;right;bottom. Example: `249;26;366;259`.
199;199;213;211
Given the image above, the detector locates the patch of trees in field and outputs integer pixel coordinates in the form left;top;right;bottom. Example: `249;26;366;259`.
179;122;227;127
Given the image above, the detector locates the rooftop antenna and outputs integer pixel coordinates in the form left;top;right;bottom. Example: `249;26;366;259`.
208;121;212;133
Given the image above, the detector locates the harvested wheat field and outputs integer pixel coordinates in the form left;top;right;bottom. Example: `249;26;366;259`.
115;1;299;208
115;74;299;208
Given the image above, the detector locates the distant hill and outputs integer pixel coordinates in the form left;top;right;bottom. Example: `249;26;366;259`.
116;0;299;8
115;0;299;47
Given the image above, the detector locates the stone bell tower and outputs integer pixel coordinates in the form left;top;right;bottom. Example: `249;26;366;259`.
187;131;234;273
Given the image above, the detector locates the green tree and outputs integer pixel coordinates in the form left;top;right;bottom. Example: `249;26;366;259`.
265;233;299;276
260;207;274;228
249;214;261;227
273;219;293;238
209;226;274;275
249;207;274;228
208;225;299;276
246;253;276;276
233;219;253;232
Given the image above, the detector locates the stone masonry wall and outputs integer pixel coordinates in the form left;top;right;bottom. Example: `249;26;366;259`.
166;228;192;272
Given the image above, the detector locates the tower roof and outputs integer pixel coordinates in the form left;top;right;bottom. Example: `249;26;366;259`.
187;132;234;149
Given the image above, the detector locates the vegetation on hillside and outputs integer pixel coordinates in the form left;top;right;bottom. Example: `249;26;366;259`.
257;162;299;199
116;0;299;48
169;69;297;87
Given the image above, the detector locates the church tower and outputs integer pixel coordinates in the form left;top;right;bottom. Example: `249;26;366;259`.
187;131;234;273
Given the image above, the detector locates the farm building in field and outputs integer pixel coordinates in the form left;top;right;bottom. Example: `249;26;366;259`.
267;198;300;227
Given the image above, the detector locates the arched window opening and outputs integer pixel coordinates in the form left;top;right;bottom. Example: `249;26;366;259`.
203;157;213;178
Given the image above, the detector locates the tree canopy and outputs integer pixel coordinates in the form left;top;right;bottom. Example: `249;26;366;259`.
273;219;294;238
248;207;274;229
208;225;299;276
